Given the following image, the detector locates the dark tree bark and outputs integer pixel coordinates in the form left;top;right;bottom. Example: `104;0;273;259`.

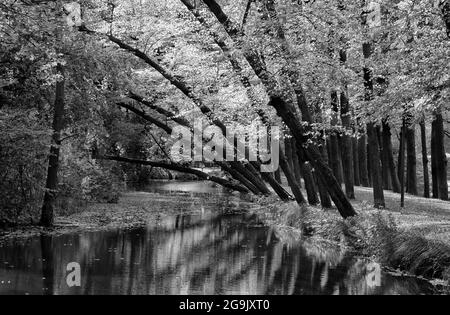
379;127;392;191
432;110;449;200
358;133;370;187
367;123;386;208
302;162;319;206
317;143;332;208
352;136;361;186
406;123;418;196
382;122;401;193
431;121;439;198
420;120;430;198
399;119;407;207
340;90;355;199
362;37;385;208
41;64;65;227
274;167;282;184
279;147;306;205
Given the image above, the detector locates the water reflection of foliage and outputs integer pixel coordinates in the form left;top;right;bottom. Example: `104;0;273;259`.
0;209;439;295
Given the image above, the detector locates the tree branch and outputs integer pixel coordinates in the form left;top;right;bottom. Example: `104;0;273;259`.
99;155;249;193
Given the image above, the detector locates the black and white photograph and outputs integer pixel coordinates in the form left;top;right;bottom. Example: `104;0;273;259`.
0;0;450;300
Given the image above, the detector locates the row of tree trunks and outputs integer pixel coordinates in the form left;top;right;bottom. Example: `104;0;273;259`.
202;0;357;218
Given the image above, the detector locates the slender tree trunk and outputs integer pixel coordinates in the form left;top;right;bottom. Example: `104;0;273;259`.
41;64;65;227
420;120;430;198
432;110;449;200
431;121;439;198
358;133;370;187
329;91;344;185
382;122;401;193
406;123;418;196
340;90;355;199
379;127;392;190
399;118;407;208
352;136;361;186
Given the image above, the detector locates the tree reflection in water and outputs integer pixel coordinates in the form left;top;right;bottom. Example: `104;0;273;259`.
0;208;439;295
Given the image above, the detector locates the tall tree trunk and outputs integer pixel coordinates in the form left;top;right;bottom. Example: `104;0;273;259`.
432;110;449;200
420;120;430;198
379;127;392;190
358;133;370;187
399;118;407;207
352;136;361;186
329;91;344;185
340;90;355;199
406;123;418;196
41;64;65;227
431;121;439;198
382;122;401;193
363;37;385;208
367;123;386;208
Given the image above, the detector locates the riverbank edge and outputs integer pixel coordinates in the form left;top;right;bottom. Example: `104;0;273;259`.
250;197;450;284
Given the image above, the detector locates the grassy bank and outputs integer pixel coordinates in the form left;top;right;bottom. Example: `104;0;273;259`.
252;196;450;282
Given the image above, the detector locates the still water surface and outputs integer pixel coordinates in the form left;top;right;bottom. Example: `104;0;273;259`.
0;181;442;295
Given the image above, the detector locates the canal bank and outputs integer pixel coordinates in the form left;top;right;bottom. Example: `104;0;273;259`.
0;181;449;294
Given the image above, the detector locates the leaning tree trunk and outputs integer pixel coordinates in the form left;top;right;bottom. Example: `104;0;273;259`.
420;120;430;198
302;162;320;206
203;0;356;218
406;122;418;196
279;147;306;206
317;143;333;208
382;122;401;193
432;110;449;200
41;64;65;227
